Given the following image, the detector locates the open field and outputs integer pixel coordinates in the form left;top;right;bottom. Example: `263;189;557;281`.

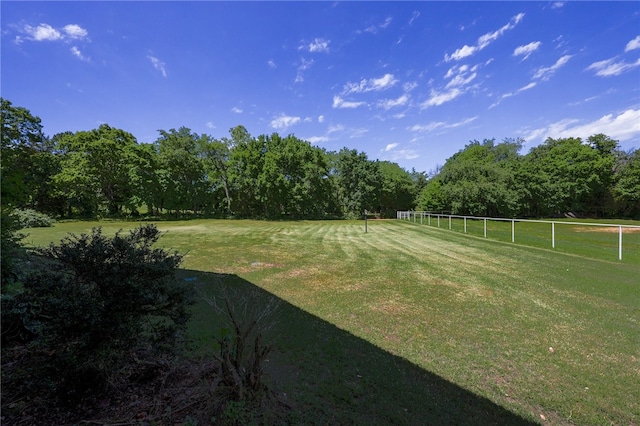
24;219;640;425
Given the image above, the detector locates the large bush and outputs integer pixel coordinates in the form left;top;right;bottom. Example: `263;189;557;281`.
2;224;191;402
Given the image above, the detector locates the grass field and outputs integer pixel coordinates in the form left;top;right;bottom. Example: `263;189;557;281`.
24;219;640;425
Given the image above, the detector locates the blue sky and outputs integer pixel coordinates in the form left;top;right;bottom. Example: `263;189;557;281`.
2;1;639;173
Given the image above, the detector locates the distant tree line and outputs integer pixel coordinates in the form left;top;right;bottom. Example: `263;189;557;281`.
2;98;639;220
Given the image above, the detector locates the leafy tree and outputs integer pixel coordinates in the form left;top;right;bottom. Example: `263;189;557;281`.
53;125;140;216
197;134;233;215
331;148;382;218
613;149;640;217
415;176;447;212
437;139;522;216
1;98;60;211
378;161;416;217
522;137;611;216
155;127;209;216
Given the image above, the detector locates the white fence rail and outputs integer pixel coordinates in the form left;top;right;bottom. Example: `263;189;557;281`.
396;211;640;261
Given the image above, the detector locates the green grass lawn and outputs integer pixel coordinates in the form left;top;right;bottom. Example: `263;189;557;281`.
24;219;640;425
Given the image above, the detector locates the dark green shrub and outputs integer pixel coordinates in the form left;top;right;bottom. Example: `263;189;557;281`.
12;208;55;228
3;224;191;402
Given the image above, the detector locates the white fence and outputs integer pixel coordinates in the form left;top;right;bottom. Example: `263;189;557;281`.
396;211;640;261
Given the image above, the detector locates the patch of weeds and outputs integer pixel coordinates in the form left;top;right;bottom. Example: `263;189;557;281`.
202;287;286;424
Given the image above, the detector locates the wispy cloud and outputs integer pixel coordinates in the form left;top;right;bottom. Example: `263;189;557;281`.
445;13;524;62
332;96;367;109
147;55;167;77
513;41;541;60
421;64;479;108
380;143;419;161
532;54;572;80
377;94;409;110
490;82;537;108
522;108;640;143
63;24;89;40
343;73;398;95
409;11;421;25
270;114;301;130
300;38;330;53
295;57;314;83
626;35;640;52
409;116;478;133
231;107;243;114
586;57;640;77
70;46;90;62
363;16;392;34
551;2;565;9
267;59;277;69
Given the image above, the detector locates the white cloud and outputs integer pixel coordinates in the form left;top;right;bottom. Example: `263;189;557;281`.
307;136;329;144
625;35;640;52
22;23;89;42
24;24;62;41
327;124;345;133
318;115;325;123
409;11;420;25
63;24;88;40
385;143;398;151
533;55;571;80
586;57;640;77
490;82;537;108
409;116;478;132
147;55;167;77
445;72;477;89
206;121;216;129
378;94;409;110
343;73;398;95
70;46;89;61
513;41;541;60
420;88;462;108
551;2;565;9
267;60;277;69
295;57;314;83
364;16;393;34
332;96;367;109
270;114;301;130
231;107;243;114
522;108;640;143
301;38;330;53
445;13;525;62
381;146;420;161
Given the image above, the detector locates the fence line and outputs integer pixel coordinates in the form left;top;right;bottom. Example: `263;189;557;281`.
396;211;640;261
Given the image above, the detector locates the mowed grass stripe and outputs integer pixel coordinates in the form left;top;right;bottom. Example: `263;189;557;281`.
25;220;639;425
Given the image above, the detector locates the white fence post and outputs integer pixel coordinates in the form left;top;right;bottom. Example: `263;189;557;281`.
552;222;555;249
619;226;623;261
484;218;487;238
464;217;467;233
511;220;515;243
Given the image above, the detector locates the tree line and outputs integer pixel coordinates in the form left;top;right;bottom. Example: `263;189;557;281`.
2;97;639;220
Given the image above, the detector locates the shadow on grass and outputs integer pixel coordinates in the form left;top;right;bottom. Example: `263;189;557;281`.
185;269;538;426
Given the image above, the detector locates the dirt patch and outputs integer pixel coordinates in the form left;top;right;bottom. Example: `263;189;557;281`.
573;226;640;234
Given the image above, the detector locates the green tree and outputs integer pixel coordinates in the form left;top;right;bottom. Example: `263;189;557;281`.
1;98;60;211
438;139;522;216
613;149;640;217
53;125;139;216
331;148;382;218
155;127;209;216
378;161;416;217
521;136;613;216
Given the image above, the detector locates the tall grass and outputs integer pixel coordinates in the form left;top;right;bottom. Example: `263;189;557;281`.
25;219;640;425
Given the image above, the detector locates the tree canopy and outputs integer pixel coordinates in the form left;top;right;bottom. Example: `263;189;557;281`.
2;97;638;220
